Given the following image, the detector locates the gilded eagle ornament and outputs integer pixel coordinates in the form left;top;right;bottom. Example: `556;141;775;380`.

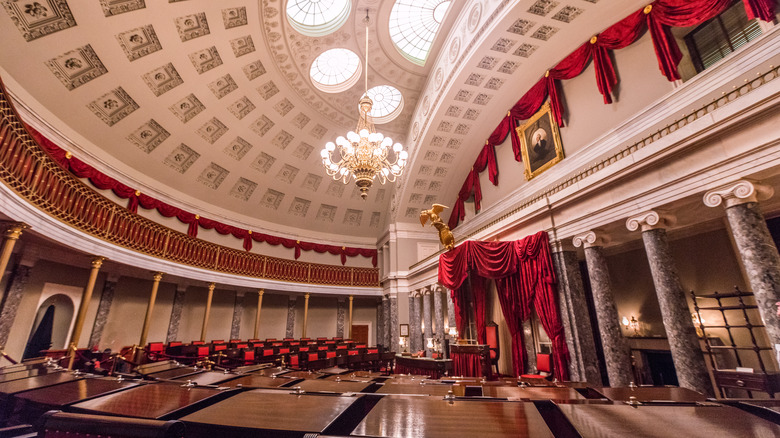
420;204;455;251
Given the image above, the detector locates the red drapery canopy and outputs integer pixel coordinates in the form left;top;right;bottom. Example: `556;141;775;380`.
438;231;569;380
448;0;776;230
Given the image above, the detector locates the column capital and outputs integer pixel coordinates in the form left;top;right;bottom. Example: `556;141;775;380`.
573;230;610;249
258;288;264;296
0;222;29;240
304;292;310;299
626;210;676;232
550;239;577;253
207;282;216;291
90;256;106;269
703;179;774;209
151;272;164;282
176;283;188;293
348;295;354;301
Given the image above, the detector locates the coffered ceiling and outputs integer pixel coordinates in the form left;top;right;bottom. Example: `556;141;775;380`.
0;0;648;246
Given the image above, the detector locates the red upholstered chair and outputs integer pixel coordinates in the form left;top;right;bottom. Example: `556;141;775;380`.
289;354;299;369
521;354;552;379
265;338;277;342
272;342;283;347
317;337;328;340
167;341;182;347
248;339;260;343
236;343;248;349
486;322;500;375
368;348;378;354
243;350;255;364
308;352;320;362
326;351;336;359
191;340;205;345
230;339;241;343
290;341;300;346
211;340;225;344
299;346;309;352
263;349;274;356
348;350;359;356
283;338;294;341
147;342;164;354
318;346;329;351
279;348;290;354
196;347;210;358
213;344;227;352
332;337;343;341
300;338;311;341
336;345;347;350
326;340;335;344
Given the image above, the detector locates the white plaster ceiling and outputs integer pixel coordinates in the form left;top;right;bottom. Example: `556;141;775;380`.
0;0;649;246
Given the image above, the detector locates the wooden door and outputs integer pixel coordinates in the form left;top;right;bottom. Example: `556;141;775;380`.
351;324;369;344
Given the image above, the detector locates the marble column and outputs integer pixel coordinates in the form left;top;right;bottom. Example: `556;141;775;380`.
433;286;445;354
704;180;780;363
0;222;28;290
336;298;346;338
0;262;32;348
230;291;244;340
423;289;433;356
376;300;384;347
410;292;422;353
522;319;536;373
446;288;456;334
553;238;602;384
200;283;215;342
382;297;390;348
573;231;632;386
627;210;712;396
88;276;118;348
389;294;399;352
285;295;297;339
166;285;187;343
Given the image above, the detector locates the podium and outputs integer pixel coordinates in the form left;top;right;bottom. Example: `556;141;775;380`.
449;344;491;378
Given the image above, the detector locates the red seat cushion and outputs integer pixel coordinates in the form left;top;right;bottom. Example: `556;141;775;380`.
192;341;205;345
263;349;274;356
211;340;224;344
537;354;551;373
214;344;227;351
326;351;336;359
272;342;283;347
319;346;329;350
244;351;255;362
337;345;347;350
168;341;182;347
348;350;359;356
290;355;299;365
196;347;209;357
237;343;248;349
299;347;309;352
279;348;290;354
308;353;320;361
148;342;164;353
367;348;378;354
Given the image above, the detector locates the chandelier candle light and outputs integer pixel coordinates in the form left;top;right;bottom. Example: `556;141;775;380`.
320;10;407;200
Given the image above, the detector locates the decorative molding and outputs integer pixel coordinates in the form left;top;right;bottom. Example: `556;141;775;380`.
703;179;774;209
626;210;676;232
572;230;609;249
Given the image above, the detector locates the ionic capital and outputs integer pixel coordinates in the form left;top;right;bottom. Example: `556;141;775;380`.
626;210;676;232
90;256;106;269
572;230;610;249
703;179;774;209
1;222;29;240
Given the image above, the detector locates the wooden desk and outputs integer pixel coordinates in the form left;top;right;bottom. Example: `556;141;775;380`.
146;366;202;380
171;371;238;386
351;396;553;437
376;383;461;396
0;372;85;424
218;375;291;388
449;344;490;378
594;386;707;402
482;386;584;401
180;389;358;437
254;366;287;377
135;360;181;375
69;382;230;419
714;370;780;397
556;403;780;437
278;370;324;380
395;355;452;379
293;379;372;393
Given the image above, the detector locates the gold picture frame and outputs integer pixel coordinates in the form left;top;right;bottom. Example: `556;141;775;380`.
516;100;564;180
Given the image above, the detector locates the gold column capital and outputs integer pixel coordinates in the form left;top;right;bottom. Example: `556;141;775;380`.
90;256;106;269
208;282;216;291
151;272;164;282
349;295;354;302
304;292;310;299
258;288;264;296
1;222;29;240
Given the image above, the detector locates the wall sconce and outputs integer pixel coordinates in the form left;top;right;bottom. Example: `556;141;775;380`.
426;338;434;349
691;313;705;338
399;336;408;353
421;321;425;334
448;326;457;338
622;316;639;335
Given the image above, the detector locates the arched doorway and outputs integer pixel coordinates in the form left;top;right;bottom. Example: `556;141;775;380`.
22;294;75;359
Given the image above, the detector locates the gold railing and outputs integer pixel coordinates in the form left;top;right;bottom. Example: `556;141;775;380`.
0;80;379;288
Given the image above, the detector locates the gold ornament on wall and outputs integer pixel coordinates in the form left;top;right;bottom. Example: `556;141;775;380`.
420;204;455;251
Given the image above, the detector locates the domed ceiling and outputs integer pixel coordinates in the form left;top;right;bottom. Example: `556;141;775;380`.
0;0;648;246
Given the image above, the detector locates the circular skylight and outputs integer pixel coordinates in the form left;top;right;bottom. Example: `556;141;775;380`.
286;0;352;37
361;85;404;124
389;0;452;65
310;49;362;93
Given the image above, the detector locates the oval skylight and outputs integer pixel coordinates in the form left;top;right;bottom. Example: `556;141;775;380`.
310;48;362;93
286;0;351;37
361;85;404;124
389;0;452;65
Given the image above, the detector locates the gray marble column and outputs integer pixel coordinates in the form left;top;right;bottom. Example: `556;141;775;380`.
553;238;601;384
230;291;245;340
376;300;384;347
285;296;297;339
407;293;417;352
573;232;632;386
382;297;391;348
523;319;536;373
628;211;713;396
423;289;433;356
446;288;456;333
409;292;422;353
705;180;780;364
336;298;346;338
166;285;187;343
433;286;445;354
0;262;32;347
389;295;399;352
88;276;118;348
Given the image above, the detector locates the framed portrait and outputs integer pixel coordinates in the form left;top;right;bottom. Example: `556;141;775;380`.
400;324;409;337
516;100;564;180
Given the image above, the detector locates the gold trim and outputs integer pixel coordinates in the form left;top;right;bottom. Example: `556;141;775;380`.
643;4;652;14
590;35;598;44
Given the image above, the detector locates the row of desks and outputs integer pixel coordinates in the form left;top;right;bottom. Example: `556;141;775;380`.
2;363;779;437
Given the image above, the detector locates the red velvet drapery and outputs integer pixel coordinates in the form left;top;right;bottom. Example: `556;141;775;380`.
438;231;569;380
26;125;377;266
448;0;776;230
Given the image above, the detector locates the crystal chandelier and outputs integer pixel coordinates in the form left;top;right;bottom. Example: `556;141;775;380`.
320;11;407;200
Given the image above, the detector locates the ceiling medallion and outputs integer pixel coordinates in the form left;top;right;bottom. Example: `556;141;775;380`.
320;11;407;200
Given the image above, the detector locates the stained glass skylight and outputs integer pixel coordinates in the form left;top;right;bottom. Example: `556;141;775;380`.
362;85;404;124
286;0;351;37
310;48;362;93
389;0;451;65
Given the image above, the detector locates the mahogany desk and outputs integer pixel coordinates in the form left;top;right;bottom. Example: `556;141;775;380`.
180;389;358;438
11;377;139;424
278;370;325;380
0;367;51;383
254;366;287;377
218;374;292;388
69;382;232;419
375;382;462;396
482;386;585;401
145;366;202;380
594;386;707;402
351;395;554;437
395;355;452;379
170;371;239;386
292;378;372;393
0;372;84;424
556;402;780;438
135;360;181;375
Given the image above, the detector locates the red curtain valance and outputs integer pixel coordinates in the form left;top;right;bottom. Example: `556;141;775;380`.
448;0;775;230
439;231;569;379
26;125;377;266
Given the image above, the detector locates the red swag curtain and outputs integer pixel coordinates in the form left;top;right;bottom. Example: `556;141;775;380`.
438;231;569;380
